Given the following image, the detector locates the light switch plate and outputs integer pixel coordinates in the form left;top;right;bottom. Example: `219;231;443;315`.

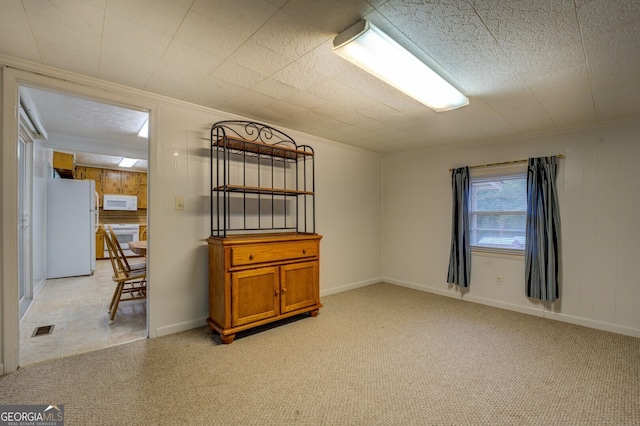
175;196;184;210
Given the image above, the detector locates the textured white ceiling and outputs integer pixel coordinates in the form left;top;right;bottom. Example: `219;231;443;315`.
20;86;149;170
2;0;640;154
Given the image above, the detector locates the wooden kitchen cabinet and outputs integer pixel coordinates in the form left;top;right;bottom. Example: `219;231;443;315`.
101;169;146;206
53;151;74;178
76;166;103;182
103;169;138;195
121;171;138;195
102;169;122;194
77;166;147;208
76;166;103;206
207;233;322;344
137;174;147;208
53;151;74;170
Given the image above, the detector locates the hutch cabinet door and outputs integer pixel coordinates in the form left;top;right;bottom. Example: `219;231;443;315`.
231;267;280;327
280;261;318;314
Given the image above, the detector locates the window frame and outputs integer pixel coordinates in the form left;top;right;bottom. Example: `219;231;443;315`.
469;163;527;256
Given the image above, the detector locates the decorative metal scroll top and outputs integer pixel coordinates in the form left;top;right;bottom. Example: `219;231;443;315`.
209;119;316;237
211;120;298;150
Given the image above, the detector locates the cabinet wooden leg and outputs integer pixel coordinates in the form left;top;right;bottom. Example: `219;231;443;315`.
309;309;320;318
220;333;236;344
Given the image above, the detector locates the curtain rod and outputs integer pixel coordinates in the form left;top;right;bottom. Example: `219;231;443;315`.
449;154;564;172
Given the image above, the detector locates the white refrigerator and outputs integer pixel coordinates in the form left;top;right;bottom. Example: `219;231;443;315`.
46;179;98;278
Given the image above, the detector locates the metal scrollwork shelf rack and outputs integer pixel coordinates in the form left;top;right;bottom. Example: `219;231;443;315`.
210;120;316;237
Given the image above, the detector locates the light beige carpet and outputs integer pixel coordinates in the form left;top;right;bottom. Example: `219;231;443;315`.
1;283;639;425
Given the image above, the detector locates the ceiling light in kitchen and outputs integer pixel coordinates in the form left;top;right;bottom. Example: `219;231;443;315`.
119;157;138;168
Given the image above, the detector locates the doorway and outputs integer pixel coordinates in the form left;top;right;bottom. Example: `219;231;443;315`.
17;84;150;366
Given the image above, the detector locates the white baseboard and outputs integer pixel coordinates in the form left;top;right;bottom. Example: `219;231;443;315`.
18;278;48;321
320;277;382;297
155;318;207;337
543;311;640;338
382;277;640;338
33;277;46;296
384;277;543;317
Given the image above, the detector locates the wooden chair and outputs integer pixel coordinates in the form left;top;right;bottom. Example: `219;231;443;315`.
106;225;146;272
100;226;146;325
137;226;148;260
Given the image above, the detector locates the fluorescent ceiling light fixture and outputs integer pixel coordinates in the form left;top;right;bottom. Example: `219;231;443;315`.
137;119;149;138
118;157;138;168
332;20;468;112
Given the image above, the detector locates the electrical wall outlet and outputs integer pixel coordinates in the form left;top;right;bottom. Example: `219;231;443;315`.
496;275;503;285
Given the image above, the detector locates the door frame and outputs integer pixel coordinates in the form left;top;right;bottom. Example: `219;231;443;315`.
17;121;34;318
2;65;156;374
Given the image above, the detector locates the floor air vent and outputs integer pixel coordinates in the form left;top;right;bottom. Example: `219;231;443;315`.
32;325;54;337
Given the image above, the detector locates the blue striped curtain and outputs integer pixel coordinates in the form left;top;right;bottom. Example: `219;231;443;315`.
447;167;471;287
525;157;561;301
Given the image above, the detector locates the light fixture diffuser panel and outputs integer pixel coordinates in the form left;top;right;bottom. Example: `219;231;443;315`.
119;157;138;168
138;119;149;138
333;20;468;112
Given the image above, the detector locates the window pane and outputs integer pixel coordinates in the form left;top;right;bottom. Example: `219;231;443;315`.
470;213;526;249
472;178;526;211
470;174;526;251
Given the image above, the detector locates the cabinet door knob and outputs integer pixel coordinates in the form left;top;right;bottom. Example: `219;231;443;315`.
274;289;279;296
282;287;286;294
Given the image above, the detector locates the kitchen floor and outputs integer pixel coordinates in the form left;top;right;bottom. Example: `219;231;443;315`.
19;259;147;366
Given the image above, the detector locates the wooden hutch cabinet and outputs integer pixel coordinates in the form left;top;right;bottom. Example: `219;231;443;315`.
206;121;320;344
207;233;321;344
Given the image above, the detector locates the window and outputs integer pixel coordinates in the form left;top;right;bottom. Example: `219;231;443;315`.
469;165;527;252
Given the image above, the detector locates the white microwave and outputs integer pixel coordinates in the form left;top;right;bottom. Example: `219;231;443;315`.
103;194;138;211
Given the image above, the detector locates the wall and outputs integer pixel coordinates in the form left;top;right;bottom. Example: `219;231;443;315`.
382;120;640;337
148;104;383;335
1;63;383;372
314;138;382;294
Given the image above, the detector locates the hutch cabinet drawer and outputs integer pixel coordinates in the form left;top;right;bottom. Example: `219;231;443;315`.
231;242;318;267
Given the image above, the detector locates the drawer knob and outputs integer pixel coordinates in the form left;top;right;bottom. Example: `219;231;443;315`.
302;249;307;254
249;254;254;260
